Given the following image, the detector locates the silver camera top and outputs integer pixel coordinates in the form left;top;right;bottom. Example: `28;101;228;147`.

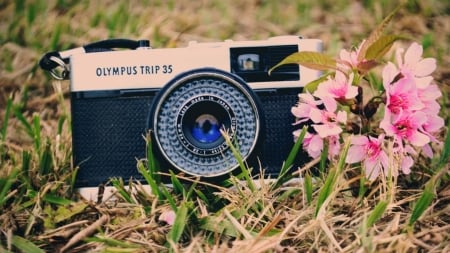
69;36;322;92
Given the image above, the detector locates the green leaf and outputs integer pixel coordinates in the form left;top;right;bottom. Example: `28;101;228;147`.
167;202;189;244
357;5;401;62
269;51;337;75
364;35;405;61
304;73;332;93
366;201;388;228
11;235;45;253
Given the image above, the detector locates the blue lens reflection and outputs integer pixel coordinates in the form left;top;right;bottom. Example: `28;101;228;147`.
191;114;221;143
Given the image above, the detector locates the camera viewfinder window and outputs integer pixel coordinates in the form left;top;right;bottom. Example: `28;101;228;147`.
230;45;299;83
238;54;260;71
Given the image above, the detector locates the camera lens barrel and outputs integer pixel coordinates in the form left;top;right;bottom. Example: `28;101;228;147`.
150;68;263;177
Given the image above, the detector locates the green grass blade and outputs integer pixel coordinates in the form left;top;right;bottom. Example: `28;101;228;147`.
160;184;177;211
85;236;141;249
39;141;53;176
315;168;336;217
438;119;450;167
304;172;313;204
409;120;450;227
319;140;329;174
0;97;12;159
271;126;306;190
11;235;45;253
315;138;350;217
366;200;388;228
32;113;42;152
137;159;162;200
0;167;20;208
167;202;189;245
221;129;255;192
42;193;73;206
12;105;33;138
145;132;161;184
110;178;134;204
409;181;435;226
169;170;185;196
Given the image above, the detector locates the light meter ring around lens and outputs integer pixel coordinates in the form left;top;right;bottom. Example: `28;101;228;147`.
151;68;262;177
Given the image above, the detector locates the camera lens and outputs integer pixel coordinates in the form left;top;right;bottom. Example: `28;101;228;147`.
192;114;220;143
150;68;263;177
177;96;236;155
182;100;229;145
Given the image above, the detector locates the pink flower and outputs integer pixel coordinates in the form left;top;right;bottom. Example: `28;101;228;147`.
300;132;341;159
395;42;436;89
380;110;430;148
310;97;347;138
301;132;323;159
292;92;322;124
337;40;365;71
314;71;358;101
383;64;424;115
418;84;442;115
346;135;389;180
159;210;176;225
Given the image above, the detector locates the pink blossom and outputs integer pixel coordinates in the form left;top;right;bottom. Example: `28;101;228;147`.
380;110;430;148
310;97;347;138
314;71;358;101
337;40;365;71
346;135;389;180
382;65;424;115
159;210;176;225
291;92;322;124
300;132;341;159
395;42;436;89
418;84;442;115
301;132;323;159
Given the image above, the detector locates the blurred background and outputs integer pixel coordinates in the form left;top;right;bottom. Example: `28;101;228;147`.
0;0;449;147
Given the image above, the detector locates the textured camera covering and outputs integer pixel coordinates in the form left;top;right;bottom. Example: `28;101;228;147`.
153;71;260;177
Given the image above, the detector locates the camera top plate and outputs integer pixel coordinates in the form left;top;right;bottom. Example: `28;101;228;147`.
69;36;322;92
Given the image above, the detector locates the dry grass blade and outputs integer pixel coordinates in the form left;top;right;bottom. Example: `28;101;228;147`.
59;214;109;253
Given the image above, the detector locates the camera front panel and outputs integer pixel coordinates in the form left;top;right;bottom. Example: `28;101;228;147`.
71;91;156;187
255;87;306;174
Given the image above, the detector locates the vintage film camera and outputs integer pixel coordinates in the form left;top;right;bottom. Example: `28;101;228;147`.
40;36;322;197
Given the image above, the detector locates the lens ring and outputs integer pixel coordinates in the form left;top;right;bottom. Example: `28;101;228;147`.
151;68;262;177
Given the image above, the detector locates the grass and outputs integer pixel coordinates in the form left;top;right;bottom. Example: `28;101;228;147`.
0;0;449;252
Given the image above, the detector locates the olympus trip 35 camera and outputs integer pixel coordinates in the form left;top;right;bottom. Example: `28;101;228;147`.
40;36;323;192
